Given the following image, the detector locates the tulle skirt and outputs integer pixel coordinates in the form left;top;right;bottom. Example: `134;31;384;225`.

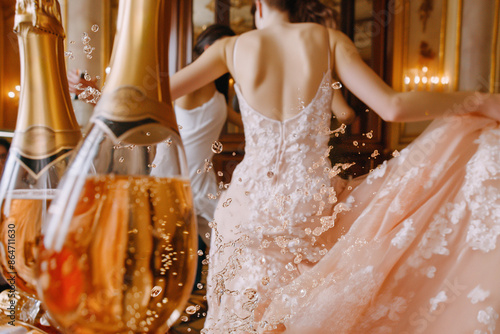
262;114;500;334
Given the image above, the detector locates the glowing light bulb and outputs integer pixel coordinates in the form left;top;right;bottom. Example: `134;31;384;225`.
15;85;21;92
8;92;15;98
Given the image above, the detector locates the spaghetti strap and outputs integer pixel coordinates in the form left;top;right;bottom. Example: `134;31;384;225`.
232;37;240;80
326;28;331;72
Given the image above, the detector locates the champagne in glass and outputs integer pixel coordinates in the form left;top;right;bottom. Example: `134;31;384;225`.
38;1;198;333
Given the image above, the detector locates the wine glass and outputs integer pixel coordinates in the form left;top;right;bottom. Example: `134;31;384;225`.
37;98;198;333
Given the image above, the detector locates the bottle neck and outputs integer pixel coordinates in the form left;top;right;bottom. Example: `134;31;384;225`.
92;0;178;142
103;0;168;104
14;25;81;158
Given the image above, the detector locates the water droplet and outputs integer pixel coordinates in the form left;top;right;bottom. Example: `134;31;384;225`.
185;306;197;315
83;44;93;53
69;40;75;44
261;277;270;286
197;283;204;289
86;55;93;59
197;250;204;256
119;157;125;163
145;132;151;136
84;73;92;81
82;34;91;44
366;131;373;139
64;51;73;58
205;232;211;239
304;228;312;235
267;171;274;178
165;138;173;146
217;171;223;177
222;198;232;208
392;150;400;157
294;254;303;264
371;150;380;158
180;316;189;322
96;75;101;80
331;82;343;89
91;24;99;32
285;263;295;271
196;169;202;174
207;193;217;200
211;141;223;154
300;289;307;297
204;159;213;172
151;286;162;297
353;141;359;146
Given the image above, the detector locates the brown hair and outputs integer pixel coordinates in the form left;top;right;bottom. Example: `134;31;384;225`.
263;0;338;28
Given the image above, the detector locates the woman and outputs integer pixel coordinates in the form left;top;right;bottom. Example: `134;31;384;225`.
170;0;500;333
174;24;242;247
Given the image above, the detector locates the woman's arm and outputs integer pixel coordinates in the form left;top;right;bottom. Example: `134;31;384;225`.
170;37;234;101
331;30;500;122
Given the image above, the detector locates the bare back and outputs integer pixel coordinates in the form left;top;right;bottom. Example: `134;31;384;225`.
226;23;332;122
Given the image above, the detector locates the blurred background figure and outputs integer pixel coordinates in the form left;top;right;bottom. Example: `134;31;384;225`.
168;23;242;334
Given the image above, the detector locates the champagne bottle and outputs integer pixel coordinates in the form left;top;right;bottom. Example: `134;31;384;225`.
0;0;81;301
38;1;198;333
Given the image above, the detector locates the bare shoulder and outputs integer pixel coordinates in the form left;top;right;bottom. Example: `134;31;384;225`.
328;29;354;48
328;29;359;59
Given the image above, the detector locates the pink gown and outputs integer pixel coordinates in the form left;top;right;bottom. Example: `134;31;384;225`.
203;47;348;332
203;41;500;334
262;113;500;333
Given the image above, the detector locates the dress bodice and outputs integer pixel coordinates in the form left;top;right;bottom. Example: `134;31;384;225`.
231;72;341;244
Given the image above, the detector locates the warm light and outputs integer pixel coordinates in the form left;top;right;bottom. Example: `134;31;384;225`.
422;77;428;84
414;76;420;84
105;66;111;74
441;76;450;85
430;76;440;84
7;92;15;98
15;85;21;92
422;66;428;73
404;76;411;85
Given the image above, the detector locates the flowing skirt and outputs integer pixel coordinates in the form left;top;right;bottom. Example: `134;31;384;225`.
262;115;500;334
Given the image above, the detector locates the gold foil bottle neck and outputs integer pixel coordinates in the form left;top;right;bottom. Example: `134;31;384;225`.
12;0;81;177
94;0;178;142
14;0;65;37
